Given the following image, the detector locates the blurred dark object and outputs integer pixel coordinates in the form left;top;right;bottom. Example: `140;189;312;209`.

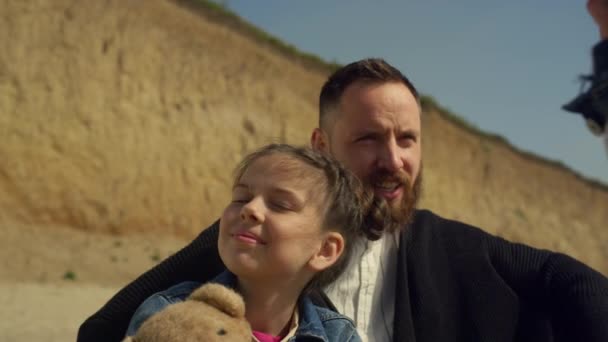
563;40;608;135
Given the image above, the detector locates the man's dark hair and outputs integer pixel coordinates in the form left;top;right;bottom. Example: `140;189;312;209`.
319;58;420;130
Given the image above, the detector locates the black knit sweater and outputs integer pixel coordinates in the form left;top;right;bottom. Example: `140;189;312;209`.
77;210;608;342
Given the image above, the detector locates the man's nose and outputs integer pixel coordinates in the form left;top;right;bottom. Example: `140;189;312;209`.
377;140;404;172
240;198;264;223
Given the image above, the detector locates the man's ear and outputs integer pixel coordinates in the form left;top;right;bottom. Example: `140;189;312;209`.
308;232;344;272
311;128;330;153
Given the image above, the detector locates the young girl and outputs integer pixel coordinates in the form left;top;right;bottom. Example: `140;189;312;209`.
125;144;386;342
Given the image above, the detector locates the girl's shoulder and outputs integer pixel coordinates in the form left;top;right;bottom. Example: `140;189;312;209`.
125;281;202;336
314;306;360;342
157;281;203;301
295;299;360;342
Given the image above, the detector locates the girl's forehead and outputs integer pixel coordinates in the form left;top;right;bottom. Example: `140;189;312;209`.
239;153;331;212
245;154;322;180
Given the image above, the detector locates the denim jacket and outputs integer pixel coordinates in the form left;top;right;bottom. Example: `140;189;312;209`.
126;271;361;342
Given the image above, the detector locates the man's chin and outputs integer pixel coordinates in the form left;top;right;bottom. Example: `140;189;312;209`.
365;169;422;234
388;201;414;227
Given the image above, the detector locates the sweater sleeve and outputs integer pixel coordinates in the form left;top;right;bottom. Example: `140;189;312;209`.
486;236;608;342
77;221;224;342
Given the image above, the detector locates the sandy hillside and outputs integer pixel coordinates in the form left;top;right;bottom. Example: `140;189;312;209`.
1;1;607;341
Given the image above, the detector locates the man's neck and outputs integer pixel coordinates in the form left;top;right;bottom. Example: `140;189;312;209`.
325;232;400;342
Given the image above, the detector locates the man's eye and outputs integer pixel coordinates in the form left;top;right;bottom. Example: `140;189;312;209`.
356;135;375;142
399;135;416;144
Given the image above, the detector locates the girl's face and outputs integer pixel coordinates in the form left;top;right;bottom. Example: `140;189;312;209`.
218;154;328;283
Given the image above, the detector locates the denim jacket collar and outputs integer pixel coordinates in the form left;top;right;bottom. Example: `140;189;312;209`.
212;271;333;341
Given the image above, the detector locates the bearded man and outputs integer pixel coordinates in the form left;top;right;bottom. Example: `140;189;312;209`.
79;59;608;342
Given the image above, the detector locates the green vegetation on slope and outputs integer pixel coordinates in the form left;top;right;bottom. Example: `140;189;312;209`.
174;0;341;74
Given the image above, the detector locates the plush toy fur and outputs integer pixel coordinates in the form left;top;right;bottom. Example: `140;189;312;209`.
123;283;252;342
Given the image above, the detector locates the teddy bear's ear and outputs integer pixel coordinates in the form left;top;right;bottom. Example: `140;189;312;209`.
189;283;246;319
121;336;135;342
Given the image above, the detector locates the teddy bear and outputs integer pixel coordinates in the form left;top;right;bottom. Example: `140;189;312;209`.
123;283;252;342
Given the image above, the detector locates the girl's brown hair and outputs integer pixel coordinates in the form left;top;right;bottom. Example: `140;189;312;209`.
232;144;391;292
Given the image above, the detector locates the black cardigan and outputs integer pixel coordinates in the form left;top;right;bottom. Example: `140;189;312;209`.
77;210;608;342
392;210;608;342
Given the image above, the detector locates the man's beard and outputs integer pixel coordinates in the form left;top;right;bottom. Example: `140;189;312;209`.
367;167;422;234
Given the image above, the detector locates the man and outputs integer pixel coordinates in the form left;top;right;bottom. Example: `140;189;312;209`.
563;0;608;157
79;59;608;342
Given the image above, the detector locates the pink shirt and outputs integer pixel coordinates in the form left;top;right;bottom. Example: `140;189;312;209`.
251;308;299;342
252;331;282;342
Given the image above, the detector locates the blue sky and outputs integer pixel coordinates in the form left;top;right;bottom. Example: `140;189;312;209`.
219;1;608;184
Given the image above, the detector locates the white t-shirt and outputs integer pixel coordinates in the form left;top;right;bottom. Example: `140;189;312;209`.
324;232;400;342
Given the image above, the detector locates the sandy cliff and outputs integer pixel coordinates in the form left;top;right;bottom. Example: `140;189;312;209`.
2;0;606;276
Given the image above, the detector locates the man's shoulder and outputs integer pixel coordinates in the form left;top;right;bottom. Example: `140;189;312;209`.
409;209;496;242
406;209;545;261
408;210;561;271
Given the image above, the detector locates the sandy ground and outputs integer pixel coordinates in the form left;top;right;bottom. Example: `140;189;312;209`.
0;282;118;342
0;222;190;342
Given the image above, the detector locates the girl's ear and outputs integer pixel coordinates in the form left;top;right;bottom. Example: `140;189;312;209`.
308;232;344;272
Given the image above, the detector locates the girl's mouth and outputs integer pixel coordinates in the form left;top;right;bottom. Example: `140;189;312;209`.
233;232;266;245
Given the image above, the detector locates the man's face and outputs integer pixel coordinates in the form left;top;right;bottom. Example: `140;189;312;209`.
313;81;422;223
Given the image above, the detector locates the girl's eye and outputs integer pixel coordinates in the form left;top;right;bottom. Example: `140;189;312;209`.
231;197;250;204
270;201;292;211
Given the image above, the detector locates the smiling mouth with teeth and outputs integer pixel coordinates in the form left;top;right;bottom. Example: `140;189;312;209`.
372;181;403;201
368;174;407;201
367;169;410;200
376;182;401;191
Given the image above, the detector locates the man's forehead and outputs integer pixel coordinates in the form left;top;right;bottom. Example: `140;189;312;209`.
333;85;420;128
341;80;416;103
338;81;418;114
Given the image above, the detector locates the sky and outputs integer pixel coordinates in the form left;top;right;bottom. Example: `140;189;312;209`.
218;0;608;184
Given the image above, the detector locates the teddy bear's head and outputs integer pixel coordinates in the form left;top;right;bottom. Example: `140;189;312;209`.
124;283;252;342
